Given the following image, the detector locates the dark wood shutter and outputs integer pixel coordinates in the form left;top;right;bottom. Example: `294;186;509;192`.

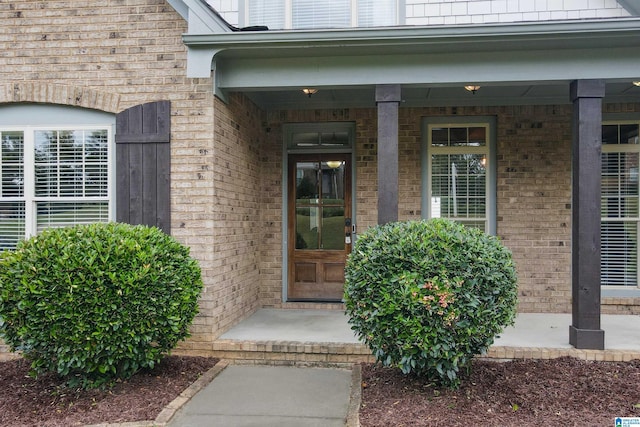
115;101;171;233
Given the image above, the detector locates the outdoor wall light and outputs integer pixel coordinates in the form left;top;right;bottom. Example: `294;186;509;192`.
633;81;640;87
464;85;481;94
302;88;318;97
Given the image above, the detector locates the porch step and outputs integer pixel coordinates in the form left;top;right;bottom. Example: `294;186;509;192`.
206;340;640;366
181;310;640;366
210;339;375;367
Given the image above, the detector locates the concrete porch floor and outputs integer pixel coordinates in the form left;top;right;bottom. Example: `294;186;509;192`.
210;309;640;364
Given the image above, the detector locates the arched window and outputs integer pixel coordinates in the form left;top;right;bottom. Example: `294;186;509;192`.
0;104;115;250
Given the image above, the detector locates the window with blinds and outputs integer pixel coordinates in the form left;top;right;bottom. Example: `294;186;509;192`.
1;131;25;250
247;0;285;30
427;124;490;232
601;122;640;287
0;127;112;250
245;0;398;29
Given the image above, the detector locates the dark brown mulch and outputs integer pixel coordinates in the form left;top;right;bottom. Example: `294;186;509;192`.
0;355;218;427
360;357;640;427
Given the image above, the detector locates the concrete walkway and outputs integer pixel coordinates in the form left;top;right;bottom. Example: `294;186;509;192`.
167;365;353;427
166;309;640;426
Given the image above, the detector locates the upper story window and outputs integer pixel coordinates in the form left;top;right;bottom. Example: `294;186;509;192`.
244;0;400;30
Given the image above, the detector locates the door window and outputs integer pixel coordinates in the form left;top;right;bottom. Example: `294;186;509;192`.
295;159;346;250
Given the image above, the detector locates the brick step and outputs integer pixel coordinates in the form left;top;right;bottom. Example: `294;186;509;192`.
208;339;375;366
190;340;640;366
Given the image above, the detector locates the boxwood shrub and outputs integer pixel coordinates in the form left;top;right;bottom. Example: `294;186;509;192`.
344;219;517;388
0;222;203;388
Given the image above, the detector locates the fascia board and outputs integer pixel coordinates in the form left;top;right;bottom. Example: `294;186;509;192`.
183;0;233;33
166;0;188;20
617;0;640;15
183;17;640;53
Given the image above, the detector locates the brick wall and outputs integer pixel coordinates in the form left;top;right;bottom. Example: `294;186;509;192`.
185;93;263;352
0;0;262;354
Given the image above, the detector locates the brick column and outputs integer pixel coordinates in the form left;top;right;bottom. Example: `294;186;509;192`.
376;84;401;224
569;79;605;350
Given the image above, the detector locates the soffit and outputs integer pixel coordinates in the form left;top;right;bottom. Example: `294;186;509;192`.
180;18;640;109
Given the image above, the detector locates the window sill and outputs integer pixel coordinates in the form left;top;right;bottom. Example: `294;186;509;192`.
601;287;640;298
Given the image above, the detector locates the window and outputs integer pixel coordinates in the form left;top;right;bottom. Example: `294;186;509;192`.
601;121;640;287
244;0;400;29
0;125;113;250
422;117;496;234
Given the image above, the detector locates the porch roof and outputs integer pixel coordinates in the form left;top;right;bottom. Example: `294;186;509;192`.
180;14;640;109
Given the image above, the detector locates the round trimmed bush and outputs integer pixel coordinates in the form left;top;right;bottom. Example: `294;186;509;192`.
0;222;203;388
344;219;517;388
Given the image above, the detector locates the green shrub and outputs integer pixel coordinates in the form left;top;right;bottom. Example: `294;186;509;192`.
344;219;517;388
0;222;203;388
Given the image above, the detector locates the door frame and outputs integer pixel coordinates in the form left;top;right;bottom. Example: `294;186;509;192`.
281;122;357;302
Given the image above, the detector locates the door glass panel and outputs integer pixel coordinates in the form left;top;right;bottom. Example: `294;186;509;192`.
322;161;345;202
322;206;345;249
295;207;319;249
295;158;347;250
296;162;319;203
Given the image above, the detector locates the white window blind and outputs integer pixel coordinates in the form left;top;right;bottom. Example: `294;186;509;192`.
247;0;285;29
0;126;112;250
428;125;489;232
358;0;397;27
601;122;640;287
293;0;350;29
245;0;399;29
0;131;25;250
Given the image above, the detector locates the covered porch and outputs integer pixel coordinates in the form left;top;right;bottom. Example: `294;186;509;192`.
179;15;640;351
180;308;640;365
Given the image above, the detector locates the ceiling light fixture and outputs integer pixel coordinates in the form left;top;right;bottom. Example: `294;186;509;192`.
302;88;318;97
464;85;481;94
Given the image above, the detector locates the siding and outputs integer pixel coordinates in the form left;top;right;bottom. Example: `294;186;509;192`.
207;0;631;28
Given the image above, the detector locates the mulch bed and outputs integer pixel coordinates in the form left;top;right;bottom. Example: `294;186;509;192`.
359;356;640;426
0;355;218;427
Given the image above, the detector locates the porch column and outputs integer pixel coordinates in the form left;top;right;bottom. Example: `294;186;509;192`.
569;79;605;350
376;84;401;224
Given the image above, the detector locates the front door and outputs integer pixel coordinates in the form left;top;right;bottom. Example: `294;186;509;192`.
287;153;352;301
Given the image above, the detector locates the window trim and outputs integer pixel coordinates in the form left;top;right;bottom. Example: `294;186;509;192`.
421;116;497;235
0;124;115;244
601;117;640;289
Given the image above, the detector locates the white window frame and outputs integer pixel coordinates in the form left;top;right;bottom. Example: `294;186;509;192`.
421;116;497;235
601;119;640;289
0;125;115;245
242;0;402;29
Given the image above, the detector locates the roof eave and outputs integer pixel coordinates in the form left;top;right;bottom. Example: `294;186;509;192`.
182;17;640;78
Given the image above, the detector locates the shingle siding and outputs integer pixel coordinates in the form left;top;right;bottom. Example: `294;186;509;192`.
208;0;631;28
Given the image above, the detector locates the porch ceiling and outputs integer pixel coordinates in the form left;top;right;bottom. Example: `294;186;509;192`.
239;81;640;110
